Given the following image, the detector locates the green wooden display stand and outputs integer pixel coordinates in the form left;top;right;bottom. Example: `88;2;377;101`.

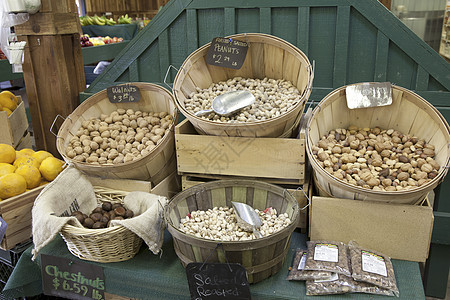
80;0;450;297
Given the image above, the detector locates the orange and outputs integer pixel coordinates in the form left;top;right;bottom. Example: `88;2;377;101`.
0;91;18;111
13;156;40;169
39;157;64;181
32;150;54;165
0;173;27;199
15;165;41;189
0;144;16;164
0;163;16;176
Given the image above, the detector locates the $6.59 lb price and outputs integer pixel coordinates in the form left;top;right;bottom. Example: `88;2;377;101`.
52;278;104;300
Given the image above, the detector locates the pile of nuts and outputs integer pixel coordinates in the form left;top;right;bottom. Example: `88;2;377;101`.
71;201;135;229
179;206;291;241
311;126;440;191
65;108;173;164
185;77;302;123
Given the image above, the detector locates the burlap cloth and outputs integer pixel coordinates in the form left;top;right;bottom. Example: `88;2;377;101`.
31;165;168;260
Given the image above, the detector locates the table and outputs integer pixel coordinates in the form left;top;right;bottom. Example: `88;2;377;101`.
2;230;426;299
82;24;139;40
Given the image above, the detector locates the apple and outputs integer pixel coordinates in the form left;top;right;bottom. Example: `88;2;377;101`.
84;41;93;47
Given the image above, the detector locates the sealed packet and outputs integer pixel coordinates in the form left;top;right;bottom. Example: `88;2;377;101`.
353;280;396;296
286;249;333;281
304;241;351;276
306;273;355;295
348;241;399;297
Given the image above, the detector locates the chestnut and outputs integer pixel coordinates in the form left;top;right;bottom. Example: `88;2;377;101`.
114;206;126;217
83;218;94;228
102;202;112;211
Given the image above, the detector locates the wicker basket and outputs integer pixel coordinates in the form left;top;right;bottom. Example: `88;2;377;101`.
165;179;300;284
173;33;313;137
306;84;450;204
56;82;178;185
60;187;143;263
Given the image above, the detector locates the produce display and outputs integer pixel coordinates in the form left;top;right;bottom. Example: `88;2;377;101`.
179;206;291;241
311;126;440;191
65;108;173;164
0;90;19;116
71;201;135;229
80;34;123;47
80;14;133;26
0;144;65;200
185;76;302;123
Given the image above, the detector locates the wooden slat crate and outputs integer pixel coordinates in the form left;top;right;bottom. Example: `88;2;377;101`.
176;118;306;185
0;96;29;149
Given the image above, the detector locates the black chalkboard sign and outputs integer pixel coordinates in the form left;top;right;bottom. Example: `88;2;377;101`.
41;254;105;300
205;37;249;69
106;84;141;103
0;217;7;243
186;262;251;300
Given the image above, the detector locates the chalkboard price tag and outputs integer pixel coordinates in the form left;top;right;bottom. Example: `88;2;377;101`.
205;37;249;69
0;217;7;243
186;262;250;300
41;254;105;300
106;84;141;103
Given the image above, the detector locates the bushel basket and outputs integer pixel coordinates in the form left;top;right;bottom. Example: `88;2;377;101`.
306;83;450;204
60;187;142;263
165;180;300;284
173;33;313;137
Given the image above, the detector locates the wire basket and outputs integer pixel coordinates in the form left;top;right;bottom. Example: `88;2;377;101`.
59;187;143;263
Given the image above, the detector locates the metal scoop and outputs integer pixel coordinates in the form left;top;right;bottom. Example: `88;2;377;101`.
231;201;263;239
345;82;392;109
194;90;256;117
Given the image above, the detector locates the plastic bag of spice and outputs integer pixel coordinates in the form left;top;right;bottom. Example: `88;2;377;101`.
306;273;356;295
286;249;334;281
303;241;351;276
348;241;399;297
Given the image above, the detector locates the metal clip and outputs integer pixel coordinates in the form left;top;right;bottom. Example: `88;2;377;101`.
50;114;71;137
163;65;180;91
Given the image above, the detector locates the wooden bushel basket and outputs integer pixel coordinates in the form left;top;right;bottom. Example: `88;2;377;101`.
165;180;300;284
306;84;450;204
173;33;313;137
56;83;178;185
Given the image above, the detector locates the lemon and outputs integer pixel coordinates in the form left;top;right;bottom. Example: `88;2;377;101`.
32;150;54;165
15;165;41;189
0;91;18;111
39;157;64;181
0;173;27;199
0;163;16;176
0;144;16;164
2;107;12;116
18;148;35;157
13;156;40;169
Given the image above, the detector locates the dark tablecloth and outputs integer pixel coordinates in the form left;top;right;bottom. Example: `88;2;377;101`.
82;24;138;40
2;230;426;299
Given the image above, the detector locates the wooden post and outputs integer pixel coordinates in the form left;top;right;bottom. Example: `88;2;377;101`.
15;0;85;156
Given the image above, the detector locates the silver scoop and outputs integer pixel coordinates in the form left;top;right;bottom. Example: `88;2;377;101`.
194;90;256;117
231;201;263;239
345;82;392;109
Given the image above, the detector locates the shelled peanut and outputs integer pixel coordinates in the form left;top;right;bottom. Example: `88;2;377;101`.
185;77;302;123
65;108;173;164
311;126;440;191
179;206;291;241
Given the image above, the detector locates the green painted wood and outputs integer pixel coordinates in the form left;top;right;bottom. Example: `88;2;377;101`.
82;41;130;65
272;8;298;46
374;31;389;81
297;7;310;56
158;29;170;83
129;60;139;82
224;8;236;36
186;0;350;9
259;7;271;34
431;212;450;244
186;9;199;54
415;65;429;91
333;6;350;88
423;243;450;298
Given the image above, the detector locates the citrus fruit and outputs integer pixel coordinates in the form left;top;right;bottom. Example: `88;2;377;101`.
0;163;16;176
15;165;41;189
18;148;35;157
32;150;54;165
13;156;40;169
0;144;16;164
0;91;18;111
0;173;27;199
2;107;12;116
39;157;64;181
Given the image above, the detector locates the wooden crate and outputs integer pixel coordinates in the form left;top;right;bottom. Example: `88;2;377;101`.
0;96;29;148
175;117;307;185
180;173;311;232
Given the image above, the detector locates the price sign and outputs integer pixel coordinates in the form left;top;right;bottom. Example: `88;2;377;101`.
185;263;250;300
205;37;249;69
0;216;7;243
106;84;141;103
41;254;105;300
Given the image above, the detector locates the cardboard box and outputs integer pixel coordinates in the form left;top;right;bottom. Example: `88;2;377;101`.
309;196;434;262
0;95;29;148
175;119;306;185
